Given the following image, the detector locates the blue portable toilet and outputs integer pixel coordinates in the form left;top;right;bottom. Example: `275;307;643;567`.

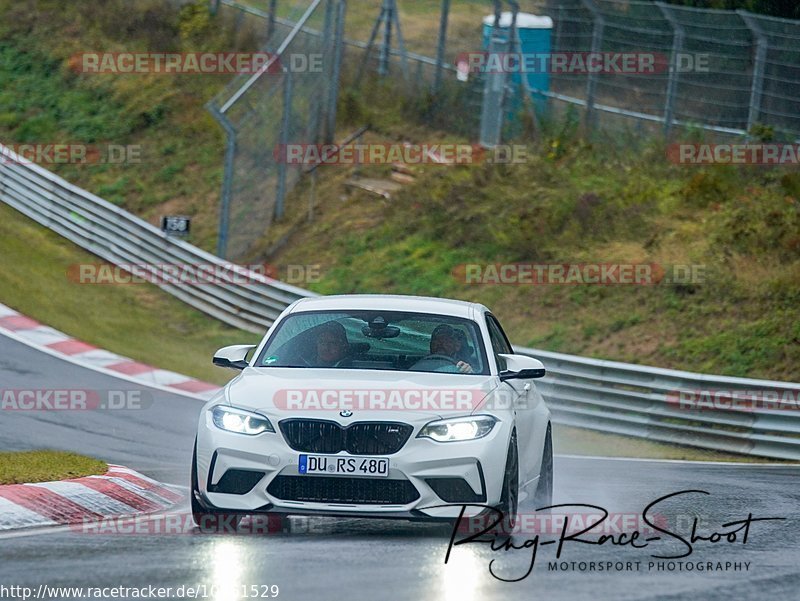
481;12;553;108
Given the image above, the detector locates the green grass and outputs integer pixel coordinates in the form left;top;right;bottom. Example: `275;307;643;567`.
0;450;107;484
0;203;257;385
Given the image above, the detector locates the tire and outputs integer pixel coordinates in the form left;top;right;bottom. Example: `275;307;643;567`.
496;430;519;535
533;424;553;510
191;440;241;532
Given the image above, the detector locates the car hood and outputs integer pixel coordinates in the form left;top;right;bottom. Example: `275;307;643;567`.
223;367;500;423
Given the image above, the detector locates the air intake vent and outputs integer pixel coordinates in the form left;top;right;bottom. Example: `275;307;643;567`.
267;475;419;505
209;469;265;495
425;477;485;503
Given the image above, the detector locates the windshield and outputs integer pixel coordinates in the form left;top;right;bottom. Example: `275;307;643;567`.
254;310;489;375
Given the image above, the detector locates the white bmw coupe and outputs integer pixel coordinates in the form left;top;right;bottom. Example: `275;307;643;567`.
192;295;552;530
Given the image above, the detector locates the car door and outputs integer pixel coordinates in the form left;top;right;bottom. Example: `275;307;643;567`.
485;313;536;484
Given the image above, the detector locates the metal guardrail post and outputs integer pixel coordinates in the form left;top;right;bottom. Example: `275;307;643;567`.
581;0;604;133
657;2;684;139
738;10;768;137
275;69;294;221
433;0;451;95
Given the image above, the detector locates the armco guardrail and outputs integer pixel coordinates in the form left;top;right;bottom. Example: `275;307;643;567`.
519;347;800;461
0;144;313;334
1;146;798;460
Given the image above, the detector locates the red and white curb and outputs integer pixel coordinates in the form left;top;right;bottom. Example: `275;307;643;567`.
0;302;222;400
0;464;184;531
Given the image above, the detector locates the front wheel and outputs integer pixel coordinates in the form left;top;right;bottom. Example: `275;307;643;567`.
496;430;519;535
532;424;553;510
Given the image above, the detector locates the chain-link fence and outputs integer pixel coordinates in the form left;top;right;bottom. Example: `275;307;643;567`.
245;0;800;140
209;0;800;258
207;0;345;260
537;0;800;139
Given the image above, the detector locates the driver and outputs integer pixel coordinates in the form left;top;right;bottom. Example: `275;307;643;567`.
428;324;473;373
313;321;350;367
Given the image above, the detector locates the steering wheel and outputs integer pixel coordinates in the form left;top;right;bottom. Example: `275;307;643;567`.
421;354;459;365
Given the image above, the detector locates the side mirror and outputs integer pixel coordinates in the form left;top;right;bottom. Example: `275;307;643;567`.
213;344;257;370
498;354;546;381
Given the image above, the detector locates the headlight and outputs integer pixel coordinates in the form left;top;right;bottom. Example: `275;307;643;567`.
211;406;274;435
417;415;497;442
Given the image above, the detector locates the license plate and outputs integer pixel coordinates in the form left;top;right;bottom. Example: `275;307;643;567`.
298;455;389;478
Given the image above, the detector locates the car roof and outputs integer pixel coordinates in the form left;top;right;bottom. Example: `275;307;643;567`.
288;294;489;320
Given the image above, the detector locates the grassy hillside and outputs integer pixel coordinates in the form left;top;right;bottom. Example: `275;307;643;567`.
0;0;252;250
266;119;800;381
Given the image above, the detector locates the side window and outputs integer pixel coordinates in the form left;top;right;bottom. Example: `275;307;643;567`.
485;314;512;371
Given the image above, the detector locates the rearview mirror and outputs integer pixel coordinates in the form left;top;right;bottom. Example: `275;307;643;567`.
361;323;401;339
213;344;257;370
498;353;546;380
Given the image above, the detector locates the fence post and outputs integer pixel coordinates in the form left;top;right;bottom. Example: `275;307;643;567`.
479;1;507;148
379;0;393;76
357;2;386;85
433;0;451;94
275;70;294;221
581;0;604;132
657;2;684;138
267;0;278;41
391;0;410;80
325;0;347;145
209;107;236;259
317;0;336;144
554;5;563;53
738;10;768;137
209;0;220;16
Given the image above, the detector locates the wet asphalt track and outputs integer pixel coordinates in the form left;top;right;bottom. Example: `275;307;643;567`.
1;332;799;601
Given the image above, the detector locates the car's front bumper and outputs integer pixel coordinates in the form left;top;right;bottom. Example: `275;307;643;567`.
196;411;512;520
